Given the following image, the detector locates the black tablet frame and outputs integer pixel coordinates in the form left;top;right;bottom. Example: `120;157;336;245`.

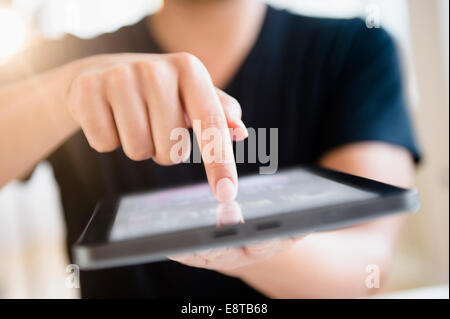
74;166;420;270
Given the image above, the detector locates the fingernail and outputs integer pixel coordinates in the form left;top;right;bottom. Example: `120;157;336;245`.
215;178;237;202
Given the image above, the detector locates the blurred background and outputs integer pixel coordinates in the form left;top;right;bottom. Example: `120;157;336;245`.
0;0;448;298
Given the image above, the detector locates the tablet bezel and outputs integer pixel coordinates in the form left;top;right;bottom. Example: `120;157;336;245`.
74;166;420;270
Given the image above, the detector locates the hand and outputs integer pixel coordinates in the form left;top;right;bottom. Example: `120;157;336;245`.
169;201;305;274
66;53;248;202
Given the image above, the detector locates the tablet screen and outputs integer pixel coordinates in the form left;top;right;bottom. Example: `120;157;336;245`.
109;169;378;242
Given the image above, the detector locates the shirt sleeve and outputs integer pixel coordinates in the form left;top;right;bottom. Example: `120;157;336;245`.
319;19;421;163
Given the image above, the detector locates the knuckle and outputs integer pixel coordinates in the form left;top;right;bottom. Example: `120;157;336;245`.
104;65;132;87
175;52;199;64
73;73;99;93
153;144;181;166
92;137;120;153
137;60;170;77
135;60;153;79
68;74;100;118
124;142;153;161
173;52;203;73
125;147;153;162
137;60;173;92
153;154;177;166
153;136;191;166
135;60;153;75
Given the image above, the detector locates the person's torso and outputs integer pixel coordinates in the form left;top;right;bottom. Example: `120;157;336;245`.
47;6;354;297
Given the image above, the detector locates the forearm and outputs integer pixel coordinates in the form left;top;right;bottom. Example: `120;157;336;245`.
228;142;415;298
227;217;403;298
0;65;79;187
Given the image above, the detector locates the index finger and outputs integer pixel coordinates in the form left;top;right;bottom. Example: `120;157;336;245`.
176;53;238;202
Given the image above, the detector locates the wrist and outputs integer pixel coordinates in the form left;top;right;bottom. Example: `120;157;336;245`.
38;63;81;137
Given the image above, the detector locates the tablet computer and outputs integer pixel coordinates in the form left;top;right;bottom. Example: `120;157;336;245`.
73;166;420;270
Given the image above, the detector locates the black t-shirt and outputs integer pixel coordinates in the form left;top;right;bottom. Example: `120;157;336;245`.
1;6;420;298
